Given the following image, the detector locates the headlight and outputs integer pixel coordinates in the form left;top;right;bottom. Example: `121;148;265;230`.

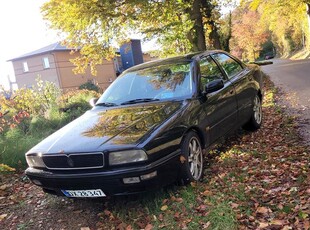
26;154;45;168
109;150;148;166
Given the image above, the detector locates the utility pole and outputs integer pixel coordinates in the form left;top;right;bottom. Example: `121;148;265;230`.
7;74;16;93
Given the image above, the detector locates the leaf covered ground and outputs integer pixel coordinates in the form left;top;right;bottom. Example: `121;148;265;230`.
0;77;309;230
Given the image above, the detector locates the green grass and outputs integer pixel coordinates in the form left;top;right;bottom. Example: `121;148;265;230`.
92;184;238;229
207;201;237;230
0;129;42;168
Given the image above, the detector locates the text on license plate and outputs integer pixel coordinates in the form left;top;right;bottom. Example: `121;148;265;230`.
61;189;106;197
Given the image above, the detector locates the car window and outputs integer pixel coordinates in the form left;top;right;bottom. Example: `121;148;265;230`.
97;62;193;105
199;56;224;89
212;53;243;79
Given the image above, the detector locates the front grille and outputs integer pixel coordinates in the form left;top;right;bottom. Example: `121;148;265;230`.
42;152;104;170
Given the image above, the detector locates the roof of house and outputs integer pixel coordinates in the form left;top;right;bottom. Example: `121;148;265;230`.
8;42;72;61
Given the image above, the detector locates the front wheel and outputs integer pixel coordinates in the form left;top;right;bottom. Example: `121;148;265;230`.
180;131;204;184
243;95;262;131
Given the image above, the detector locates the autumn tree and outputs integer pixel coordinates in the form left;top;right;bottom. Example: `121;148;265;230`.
42;0;222;75
218;11;232;52
230;8;268;60
250;0;310;55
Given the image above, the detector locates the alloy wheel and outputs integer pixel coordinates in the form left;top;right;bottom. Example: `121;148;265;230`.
188;136;203;180
253;96;262;125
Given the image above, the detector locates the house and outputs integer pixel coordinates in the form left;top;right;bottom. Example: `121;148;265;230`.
9;40;154;91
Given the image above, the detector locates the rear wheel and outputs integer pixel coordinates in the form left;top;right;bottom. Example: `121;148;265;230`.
180;131;203;184
244;94;262;131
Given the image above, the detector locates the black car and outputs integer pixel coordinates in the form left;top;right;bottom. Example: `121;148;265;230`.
25;50;263;197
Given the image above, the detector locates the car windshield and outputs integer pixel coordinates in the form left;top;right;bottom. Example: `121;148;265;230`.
97;61;193;105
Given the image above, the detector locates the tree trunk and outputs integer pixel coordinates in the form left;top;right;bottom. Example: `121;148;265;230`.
307;3;310;38
209;23;222;49
225;11;232;52
189;0;207;51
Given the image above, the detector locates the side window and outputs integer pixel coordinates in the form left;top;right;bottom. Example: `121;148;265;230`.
212;53;243;79
23;61;29;72
199;56;224;89
43;57;50;69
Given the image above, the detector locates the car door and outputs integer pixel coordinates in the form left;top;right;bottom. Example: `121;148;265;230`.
211;53;255;124
199;55;238;144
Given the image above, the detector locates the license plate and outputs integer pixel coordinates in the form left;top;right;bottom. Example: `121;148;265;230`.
61;189;106;197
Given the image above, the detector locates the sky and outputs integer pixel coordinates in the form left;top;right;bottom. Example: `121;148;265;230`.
0;1;234;90
0;0;58;90
0;0;158;90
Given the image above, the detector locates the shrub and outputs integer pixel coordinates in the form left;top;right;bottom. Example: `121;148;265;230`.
79;80;100;92
0;85;100;169
0;78;60;134
58;89;100;121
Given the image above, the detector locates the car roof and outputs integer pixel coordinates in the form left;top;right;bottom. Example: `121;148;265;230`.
123;50;224;73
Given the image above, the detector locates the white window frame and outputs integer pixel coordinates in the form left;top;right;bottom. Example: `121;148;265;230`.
43;57;50;69
23;61;29;72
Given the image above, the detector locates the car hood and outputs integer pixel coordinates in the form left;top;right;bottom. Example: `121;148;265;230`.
27;101;183;154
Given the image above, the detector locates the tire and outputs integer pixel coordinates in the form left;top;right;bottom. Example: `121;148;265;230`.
180;131;204;184
243;94;262;131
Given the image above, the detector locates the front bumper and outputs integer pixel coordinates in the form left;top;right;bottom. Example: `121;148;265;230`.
25;151;181;196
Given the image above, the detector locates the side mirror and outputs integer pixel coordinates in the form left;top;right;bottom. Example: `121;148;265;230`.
250;61;273;66
89;98;98;107
205;79;224;94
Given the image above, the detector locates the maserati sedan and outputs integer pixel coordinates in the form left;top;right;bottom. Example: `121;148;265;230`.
25;50;264;197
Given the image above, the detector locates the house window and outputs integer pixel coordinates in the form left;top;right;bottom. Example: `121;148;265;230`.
23;62;29;72
43;57;50;69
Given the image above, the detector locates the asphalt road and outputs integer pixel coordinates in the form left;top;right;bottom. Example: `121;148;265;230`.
262;59;310;145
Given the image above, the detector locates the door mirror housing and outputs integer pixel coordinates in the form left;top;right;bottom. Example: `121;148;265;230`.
204;79;224;94
89;98;98;107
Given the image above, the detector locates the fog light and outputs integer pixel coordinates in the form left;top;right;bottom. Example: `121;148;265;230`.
32;179;42;186
140;171;157;181
123;177;141;184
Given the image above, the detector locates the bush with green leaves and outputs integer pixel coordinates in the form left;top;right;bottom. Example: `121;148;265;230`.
58;89;100;121
0;77;60;134
79;80;101;92
0;79;101;169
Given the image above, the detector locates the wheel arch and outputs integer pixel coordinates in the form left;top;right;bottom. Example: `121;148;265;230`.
257;89;263;101
182;126;207;149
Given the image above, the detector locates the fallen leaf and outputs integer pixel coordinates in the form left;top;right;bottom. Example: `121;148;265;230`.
80;227;90;230
174;212;180;219
230;203;239;209
116;223;127;230
0;184;9;190
203;221;211;229
0;214;7;221
256;207;270;214
202;190;212;196
180;156;186;163
258;222;269;228
104;210;111;216
304;220;310;230
161;205;168;211
271;219;286;226
74;210;83;214
144;223;153;230
282;226;291;230
190;182;197;187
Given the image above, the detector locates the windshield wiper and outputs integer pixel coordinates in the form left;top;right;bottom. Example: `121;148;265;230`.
121;98;160;105
95;102;118;107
